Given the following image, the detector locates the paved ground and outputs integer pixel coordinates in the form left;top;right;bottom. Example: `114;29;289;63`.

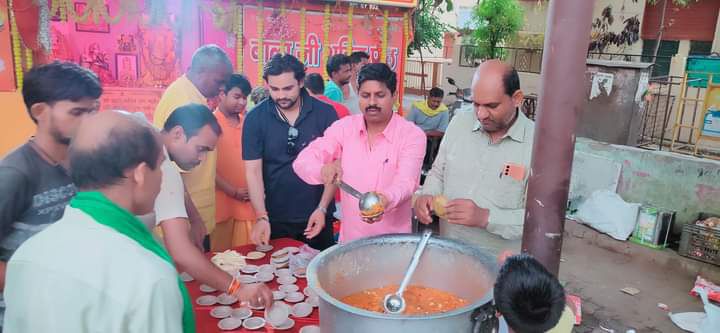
560;221;712;332
402;92;717;332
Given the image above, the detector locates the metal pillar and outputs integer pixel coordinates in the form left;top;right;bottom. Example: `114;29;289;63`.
521;0;595;275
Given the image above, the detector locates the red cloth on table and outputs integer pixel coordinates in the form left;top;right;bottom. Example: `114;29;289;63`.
186;238;320;333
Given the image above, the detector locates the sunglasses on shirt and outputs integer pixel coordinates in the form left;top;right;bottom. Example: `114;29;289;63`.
287;126;299;155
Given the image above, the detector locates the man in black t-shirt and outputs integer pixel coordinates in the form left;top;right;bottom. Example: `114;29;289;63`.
243;54;338;250
0;62;102;326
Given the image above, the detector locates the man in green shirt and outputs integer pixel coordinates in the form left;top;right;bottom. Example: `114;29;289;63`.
414;60;533;255
324;54;352;103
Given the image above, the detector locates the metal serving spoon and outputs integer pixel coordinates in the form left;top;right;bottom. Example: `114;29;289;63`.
336;181;384;223
383;229;433;314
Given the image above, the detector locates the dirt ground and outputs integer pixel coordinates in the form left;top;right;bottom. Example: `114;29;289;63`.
560;224;710;332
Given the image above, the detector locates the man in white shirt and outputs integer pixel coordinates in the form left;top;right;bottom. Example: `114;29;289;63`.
153;104;272;305
4;111;185;332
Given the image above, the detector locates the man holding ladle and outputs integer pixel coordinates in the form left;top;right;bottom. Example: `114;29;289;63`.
294;63;426;243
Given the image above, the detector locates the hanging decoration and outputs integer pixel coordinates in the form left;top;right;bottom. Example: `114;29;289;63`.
398;11;410;115
381;9;388;64
57;0;140;26
24;45;32;70
203;0;235;33
256;0;264;85
9;0;24;89
235;2;243;73
38;0;51;53
299;5;306;64
321;3;330;80
75;0;104;24
279;0;286;54
64;0;90;23
50;0;67;22
58;0;66;21
402;11;409;71
346;5;353;55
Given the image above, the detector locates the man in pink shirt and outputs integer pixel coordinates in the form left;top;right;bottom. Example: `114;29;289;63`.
293;63;426;243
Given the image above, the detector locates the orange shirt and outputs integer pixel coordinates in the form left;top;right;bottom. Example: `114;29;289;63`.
214;111;255;222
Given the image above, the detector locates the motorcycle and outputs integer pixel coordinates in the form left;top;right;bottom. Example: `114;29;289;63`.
446;77;473;120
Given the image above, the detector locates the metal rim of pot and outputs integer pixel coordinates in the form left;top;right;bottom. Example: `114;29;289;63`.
306;233;501;331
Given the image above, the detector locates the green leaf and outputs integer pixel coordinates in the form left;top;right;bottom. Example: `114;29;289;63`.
469;0;524;59
408;0;452;56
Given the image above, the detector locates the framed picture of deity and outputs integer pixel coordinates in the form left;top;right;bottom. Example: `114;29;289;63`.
74;3;110;33
115;53;138;86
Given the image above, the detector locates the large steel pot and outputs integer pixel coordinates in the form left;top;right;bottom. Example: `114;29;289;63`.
307;233;500;333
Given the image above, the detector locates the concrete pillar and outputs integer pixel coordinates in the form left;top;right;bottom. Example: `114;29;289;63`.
669;40;691;78
521;0;595;275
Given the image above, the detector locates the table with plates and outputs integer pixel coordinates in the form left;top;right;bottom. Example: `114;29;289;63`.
185;238;320;332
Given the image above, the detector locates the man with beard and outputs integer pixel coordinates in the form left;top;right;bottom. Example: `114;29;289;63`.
0;62;102;326
153;45;233;250
243;54;338;250
293;63;426;243
323;54;352;103
413;60;534;255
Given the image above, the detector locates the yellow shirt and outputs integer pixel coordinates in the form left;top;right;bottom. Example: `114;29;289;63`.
547;306;575;333
153;74;218;233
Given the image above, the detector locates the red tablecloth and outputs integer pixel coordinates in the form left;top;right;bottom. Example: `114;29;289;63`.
186;238;320;332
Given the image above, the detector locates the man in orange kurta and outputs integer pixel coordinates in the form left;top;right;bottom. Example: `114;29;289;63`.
212;74;256;250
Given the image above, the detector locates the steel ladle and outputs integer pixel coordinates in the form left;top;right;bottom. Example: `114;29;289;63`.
336;181;384;222
383;229;434;314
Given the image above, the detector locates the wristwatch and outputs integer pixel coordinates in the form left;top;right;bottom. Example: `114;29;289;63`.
317;206;327;214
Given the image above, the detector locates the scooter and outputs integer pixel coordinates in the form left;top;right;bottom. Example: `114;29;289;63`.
446;77;473;120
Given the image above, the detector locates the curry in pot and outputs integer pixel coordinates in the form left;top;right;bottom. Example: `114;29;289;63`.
341;285;469;315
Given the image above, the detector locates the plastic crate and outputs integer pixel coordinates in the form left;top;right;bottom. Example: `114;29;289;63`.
679;218;720;266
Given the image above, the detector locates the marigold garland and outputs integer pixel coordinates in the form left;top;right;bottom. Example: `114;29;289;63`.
321;4;330;80
381;9;389;64
279;0;286;54
24;46;32;70
399;11;410;115
9;0;23;90
235;3;243;73
59;0;67;21
346;5;353;55
299;5;306;64
256;0;264;85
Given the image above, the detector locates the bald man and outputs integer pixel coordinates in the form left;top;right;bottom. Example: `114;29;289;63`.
153;44;234;250
414;60;534;255
4;111;189;332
